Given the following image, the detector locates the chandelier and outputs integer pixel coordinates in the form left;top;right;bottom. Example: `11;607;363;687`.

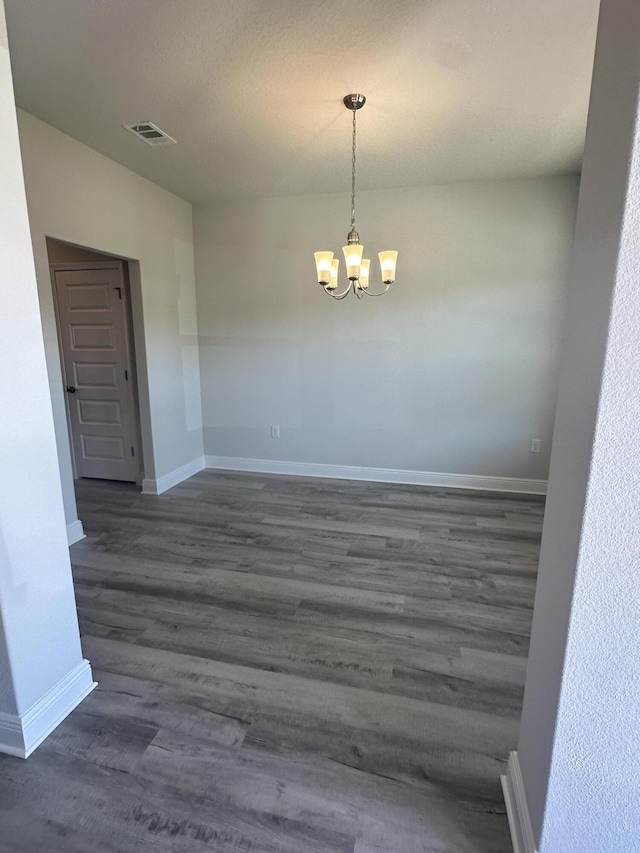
314;94;398;300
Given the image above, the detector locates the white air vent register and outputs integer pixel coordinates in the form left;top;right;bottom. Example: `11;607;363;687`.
123;122;177;146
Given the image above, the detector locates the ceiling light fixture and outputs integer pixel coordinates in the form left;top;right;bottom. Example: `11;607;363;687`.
314;94;398;300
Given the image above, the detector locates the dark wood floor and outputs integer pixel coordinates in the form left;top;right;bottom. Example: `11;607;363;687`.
0;471;544;852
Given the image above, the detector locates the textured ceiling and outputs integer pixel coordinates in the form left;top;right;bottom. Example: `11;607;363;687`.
4;0;599;204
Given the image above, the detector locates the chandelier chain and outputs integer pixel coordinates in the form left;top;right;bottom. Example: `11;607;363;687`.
351;105;357;231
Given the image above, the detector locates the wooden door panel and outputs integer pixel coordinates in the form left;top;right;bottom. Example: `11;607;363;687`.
73;361;119;388
77;399;122;425
54;266;138;482
65;283;112;310
81;435;126;461
70;325;115;349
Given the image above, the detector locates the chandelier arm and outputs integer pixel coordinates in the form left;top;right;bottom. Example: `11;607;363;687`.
359;284;391;298
324;283;352;300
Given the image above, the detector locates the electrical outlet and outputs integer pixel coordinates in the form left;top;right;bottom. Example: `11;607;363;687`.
530;439;541;453
271;425;280;439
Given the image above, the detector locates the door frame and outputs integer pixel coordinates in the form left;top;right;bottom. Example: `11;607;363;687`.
49;260;144;483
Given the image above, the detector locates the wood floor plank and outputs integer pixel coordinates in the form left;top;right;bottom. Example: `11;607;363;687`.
137;728;512;853
0;471;543;852
0;749;354;853
80;635;519;803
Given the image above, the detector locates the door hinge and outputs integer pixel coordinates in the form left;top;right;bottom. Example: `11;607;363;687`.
131;446;135;457
125;369;128;380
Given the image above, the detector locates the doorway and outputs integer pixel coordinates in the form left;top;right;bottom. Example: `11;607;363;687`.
48;239;142;483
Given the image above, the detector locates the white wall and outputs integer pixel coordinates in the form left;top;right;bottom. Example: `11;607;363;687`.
194;177;578;483
0;0;92;747
16;111;204;523
516;0;640;849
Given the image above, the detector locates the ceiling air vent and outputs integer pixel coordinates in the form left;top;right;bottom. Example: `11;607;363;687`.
123;121;177;146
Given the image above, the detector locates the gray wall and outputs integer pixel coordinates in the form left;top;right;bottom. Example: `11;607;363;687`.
0;0;86;717
518;0;640;848
194;176;578;482
18;111;204;525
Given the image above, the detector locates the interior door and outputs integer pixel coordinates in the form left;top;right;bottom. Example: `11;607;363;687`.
53;266;139;482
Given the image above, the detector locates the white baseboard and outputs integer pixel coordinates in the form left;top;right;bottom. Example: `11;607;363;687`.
204;456;547;495
66;519;85;546
0;659;97;759
501;751;538;853
141;455;206;495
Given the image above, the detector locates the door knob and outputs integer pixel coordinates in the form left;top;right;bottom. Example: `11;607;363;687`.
66;386;77;393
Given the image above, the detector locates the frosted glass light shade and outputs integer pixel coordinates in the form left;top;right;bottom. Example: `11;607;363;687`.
314;251;334;284
359;259;371;289
378;250;398;283
327;258;340;290
343;243;364;280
